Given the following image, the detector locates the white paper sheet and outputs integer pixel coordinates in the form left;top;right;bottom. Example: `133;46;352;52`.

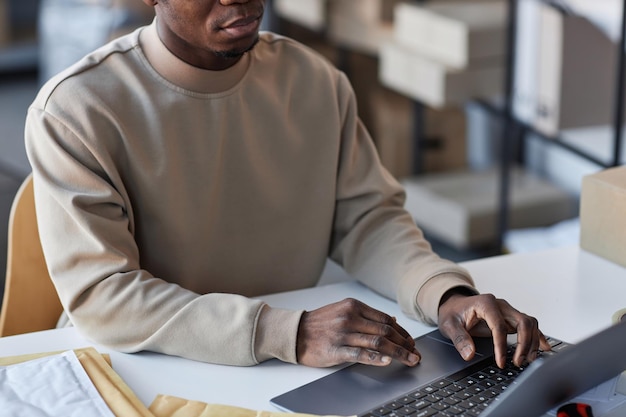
0;350;115;417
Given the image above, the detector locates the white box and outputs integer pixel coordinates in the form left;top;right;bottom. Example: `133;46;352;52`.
379;41;503;108
402;167;576;249
580;166;626;268
274;0;327;31
393;0;507;69
514;2;626;136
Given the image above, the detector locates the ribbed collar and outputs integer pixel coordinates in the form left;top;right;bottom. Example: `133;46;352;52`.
139;20;251;94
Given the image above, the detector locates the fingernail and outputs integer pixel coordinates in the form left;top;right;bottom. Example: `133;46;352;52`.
461;346;472;360
408;353;420;364
381;355;391;364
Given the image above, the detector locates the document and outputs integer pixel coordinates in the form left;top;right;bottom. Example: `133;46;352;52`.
0;350;115;417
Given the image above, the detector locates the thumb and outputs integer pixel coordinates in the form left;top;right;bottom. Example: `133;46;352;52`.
441;322;476;361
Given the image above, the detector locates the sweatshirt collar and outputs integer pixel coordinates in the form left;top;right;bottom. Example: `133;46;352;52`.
139;20;250;94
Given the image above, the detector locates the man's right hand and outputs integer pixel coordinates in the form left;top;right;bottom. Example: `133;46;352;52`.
296;298;421;368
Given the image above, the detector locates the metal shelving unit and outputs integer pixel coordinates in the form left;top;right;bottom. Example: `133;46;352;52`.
487;0;626;251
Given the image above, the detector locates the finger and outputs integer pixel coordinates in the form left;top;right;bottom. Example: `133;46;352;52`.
342;346;393;366
491;299;544;367
509;315;536;366
539;331;552;352
476;297;511;368
340;336;421;367
439;319;476;362
359;304;413;341
353;306;417;352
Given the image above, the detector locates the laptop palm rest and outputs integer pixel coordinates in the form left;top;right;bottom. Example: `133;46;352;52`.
270;330;493;416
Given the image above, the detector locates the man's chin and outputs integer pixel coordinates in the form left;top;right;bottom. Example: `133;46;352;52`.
214;36;260;60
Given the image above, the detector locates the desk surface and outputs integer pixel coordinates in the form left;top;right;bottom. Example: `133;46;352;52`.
0;245;624;411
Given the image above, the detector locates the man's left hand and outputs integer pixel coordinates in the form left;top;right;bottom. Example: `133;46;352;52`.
437;292;551;368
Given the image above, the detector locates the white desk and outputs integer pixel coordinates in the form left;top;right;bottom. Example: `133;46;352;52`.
0;245;624;411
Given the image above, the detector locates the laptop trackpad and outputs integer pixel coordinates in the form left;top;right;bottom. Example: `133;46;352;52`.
353;332;485;384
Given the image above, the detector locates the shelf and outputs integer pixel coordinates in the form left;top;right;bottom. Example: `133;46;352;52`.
492;0;626;251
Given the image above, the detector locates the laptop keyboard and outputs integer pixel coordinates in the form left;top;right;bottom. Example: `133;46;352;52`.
359;337;569;417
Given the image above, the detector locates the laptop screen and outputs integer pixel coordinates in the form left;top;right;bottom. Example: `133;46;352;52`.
481;319;626;417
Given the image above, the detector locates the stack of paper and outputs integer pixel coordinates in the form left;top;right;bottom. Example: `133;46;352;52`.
0;348;153;417
1;351;114;417
0;348;350;417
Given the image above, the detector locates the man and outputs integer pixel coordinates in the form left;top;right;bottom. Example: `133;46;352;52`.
25;0;549;369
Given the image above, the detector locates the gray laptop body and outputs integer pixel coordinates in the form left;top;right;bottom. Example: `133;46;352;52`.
270;320;626;417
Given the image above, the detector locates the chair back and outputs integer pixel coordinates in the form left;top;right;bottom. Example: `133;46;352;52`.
0;174;63;337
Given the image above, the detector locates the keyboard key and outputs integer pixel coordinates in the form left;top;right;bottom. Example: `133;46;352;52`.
456;377;479;388
458;399;480;410
431;402;449;411
424;393;444;403
384;402;403;410
420;386;437;394
433;379;452;389
443;397;461;406
396;406;418;415
415;409;438;417
453;391;474;401
446;383;464;392
443;406;465;415
411;400;430;410
408;390;427;400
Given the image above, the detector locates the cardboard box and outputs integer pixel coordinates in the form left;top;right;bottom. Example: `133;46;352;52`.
514;2;626;136
580;166;626;268
393;0;507;69
369;90;468;179
379;40;504;108
402;167;576;249
343;51;468;179
327;0;401;55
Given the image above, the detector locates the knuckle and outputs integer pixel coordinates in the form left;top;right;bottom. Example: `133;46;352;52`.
343;298;360;309
366;350;379;362
370;335;385;351
453;334;468;347
518;315;538;330
479;293;498;304
393;346;406;359
379;324;393;337
492;322;509;334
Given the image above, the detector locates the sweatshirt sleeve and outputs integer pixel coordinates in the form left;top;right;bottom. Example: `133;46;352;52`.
25;106;302;366
329;73;477;325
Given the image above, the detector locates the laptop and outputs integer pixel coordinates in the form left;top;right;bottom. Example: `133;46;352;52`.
271;320;626;417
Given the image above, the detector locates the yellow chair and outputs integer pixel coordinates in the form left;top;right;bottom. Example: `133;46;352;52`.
0;174;63;337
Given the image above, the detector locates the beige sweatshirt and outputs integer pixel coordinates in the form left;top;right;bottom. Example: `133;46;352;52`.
25;22;475;366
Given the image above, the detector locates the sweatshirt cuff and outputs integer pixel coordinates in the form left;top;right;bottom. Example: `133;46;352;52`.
254;305;304;364
417;274;478;325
